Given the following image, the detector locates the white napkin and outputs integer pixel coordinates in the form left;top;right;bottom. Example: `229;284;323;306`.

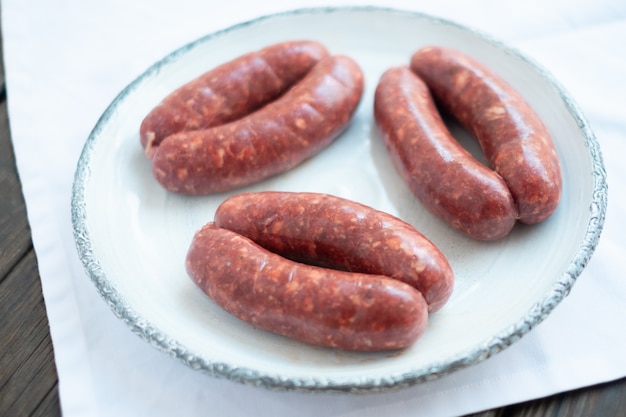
3;0;626;416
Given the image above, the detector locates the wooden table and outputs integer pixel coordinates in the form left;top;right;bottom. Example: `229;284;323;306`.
1;32;625;417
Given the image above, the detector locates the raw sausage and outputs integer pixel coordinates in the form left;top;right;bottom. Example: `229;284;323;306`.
152;55;364;194
374;66;518;241
187;223;428;351
186;222;429;351
140;40;329;158
214;191;454;312
410;46;562;224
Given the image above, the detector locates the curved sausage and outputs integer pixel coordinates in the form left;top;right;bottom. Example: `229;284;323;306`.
140;40;330;158
186;223;428;351
152;55;364;194
410;46;562;224
374;66;518;241
214;191;454;313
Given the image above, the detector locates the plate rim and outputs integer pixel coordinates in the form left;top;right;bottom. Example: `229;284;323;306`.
70;5;608;393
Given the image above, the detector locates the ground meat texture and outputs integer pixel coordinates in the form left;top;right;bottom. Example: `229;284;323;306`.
374;66;518;241
186;223;429;352
214;191;454;313
140;40;330;158
151;55;364;195
410;46;562;224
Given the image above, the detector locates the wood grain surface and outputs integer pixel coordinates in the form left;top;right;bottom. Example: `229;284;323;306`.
0;25;624;417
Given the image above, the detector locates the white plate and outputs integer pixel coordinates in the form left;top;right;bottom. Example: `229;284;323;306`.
71;7;607;392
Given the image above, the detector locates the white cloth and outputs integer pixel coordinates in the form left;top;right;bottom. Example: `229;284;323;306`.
3;0;626;416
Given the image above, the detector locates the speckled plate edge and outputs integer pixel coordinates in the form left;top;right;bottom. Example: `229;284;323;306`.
70;6;608;393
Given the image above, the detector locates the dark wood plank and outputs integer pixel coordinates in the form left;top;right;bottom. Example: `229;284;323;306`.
31;385;62;417
0;17;4;85
0;15;32;281
0;99;33;282
466;409;503;417
0;22;61;414
0;250;61;416
499;377;626;417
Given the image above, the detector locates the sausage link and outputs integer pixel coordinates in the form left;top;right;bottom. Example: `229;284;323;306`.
152;55;364;194
374;66;518;241
186;223;428;351
410;46;562;224
214;191;454;313
140;41;330;158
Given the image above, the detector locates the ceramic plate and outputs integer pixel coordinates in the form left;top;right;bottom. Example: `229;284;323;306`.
71;7;607;392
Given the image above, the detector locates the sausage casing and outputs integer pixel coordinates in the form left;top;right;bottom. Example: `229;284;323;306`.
152;55;364;194
410;46;562;224
374;66;518;241
140;40;330;158
186;223;428;351
214;191;454;312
